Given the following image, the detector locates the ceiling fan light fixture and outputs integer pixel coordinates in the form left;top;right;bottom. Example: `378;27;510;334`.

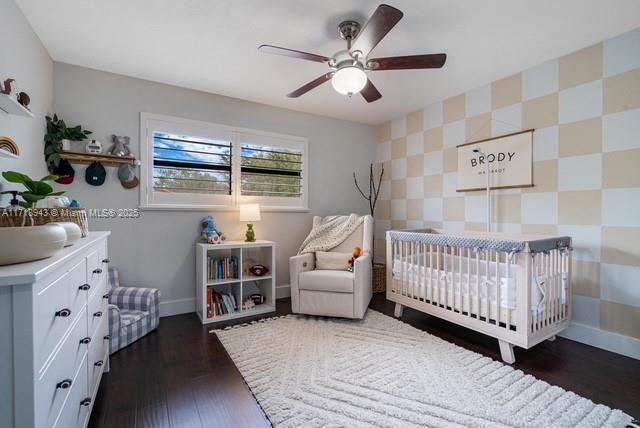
331;66;367;96
258;4;446;102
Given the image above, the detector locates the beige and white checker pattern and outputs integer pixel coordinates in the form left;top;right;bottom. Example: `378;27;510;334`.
375;28;640;345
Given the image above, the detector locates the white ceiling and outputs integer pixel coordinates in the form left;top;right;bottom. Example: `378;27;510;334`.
16;0;640;125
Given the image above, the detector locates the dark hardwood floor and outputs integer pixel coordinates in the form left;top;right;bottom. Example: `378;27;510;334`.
89;294;640;428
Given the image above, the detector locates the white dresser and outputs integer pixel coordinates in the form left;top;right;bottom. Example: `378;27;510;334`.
0;231;111;428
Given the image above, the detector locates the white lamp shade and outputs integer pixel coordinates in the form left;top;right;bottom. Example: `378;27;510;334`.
331;66;367;95
239;204;261;222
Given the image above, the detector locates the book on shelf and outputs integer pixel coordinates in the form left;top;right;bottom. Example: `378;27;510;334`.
207;290;238;319
206;255;239;281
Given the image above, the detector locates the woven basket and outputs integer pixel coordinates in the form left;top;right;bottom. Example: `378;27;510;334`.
0;208;89;237
373;262;386;293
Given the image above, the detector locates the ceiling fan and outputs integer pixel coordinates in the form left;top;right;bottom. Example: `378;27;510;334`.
258;4;446;103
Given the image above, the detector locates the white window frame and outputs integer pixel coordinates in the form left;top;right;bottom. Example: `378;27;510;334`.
139;112;309;211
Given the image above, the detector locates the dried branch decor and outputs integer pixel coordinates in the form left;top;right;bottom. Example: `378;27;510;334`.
353;163;384;217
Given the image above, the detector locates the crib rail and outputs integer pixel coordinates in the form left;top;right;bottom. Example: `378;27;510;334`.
386;230;571;349
530;248;571;335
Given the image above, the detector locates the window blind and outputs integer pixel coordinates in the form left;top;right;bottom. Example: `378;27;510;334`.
153;133;232;195
240;144;303;198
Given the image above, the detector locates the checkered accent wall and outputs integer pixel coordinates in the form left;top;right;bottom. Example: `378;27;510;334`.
375;28;640;345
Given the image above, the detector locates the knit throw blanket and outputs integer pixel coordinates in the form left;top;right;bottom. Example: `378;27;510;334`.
298;214;365;255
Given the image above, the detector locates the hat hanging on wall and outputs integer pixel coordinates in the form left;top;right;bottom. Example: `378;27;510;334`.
54;159;75;184
85;161;106;186
117;164;139;189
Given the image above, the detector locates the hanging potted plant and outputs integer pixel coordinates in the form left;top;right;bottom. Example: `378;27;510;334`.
44;114;92;173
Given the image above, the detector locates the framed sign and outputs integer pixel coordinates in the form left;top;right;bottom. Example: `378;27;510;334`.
456;129;533;192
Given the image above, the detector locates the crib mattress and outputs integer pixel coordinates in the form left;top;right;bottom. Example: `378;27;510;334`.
392;256;565;314
391;278;519;326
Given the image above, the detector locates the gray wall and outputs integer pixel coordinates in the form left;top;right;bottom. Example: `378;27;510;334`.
0;0;53;198
0;0;53;424
52;62;375;314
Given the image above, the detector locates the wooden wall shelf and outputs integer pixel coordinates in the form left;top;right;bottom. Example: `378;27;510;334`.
60;150;137;166
0;93;34;118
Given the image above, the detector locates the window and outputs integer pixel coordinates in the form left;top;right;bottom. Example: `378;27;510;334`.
235;131;307;209
153;133;232;195
140;113;308;210
240;145;302;198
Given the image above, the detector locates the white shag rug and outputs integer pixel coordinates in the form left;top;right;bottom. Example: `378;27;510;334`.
213;310;633;428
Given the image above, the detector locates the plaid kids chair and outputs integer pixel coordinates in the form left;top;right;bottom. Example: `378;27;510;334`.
107;268;161;354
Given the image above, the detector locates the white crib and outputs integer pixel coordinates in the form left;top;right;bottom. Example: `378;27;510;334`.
386;229;572;363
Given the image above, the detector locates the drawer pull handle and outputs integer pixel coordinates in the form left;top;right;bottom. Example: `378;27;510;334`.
56;379;72;389
102;258;110;264
102;293;110;300
79;284;91;291
80;337;91;345
93;311;103;317
103;335;110;341
94;360;104;367
80;397;92;407
55;308;71;318
93;268;103;274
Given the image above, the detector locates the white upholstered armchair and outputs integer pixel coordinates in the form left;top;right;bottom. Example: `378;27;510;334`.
290;215;373;319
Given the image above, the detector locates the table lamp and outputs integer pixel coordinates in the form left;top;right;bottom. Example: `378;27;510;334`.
239;204;261;242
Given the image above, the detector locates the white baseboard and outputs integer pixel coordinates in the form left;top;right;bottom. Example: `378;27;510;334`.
160;297;195;317
276;284;291;299
559;322;640;360
161;289;290;318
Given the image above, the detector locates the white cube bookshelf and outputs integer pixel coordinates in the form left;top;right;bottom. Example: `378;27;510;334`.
196;240;276;325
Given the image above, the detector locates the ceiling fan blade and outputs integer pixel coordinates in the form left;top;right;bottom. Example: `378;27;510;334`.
350;4;403;57
258;44;331;63
287;73;333;98
361;79;382;103
368;53;447;70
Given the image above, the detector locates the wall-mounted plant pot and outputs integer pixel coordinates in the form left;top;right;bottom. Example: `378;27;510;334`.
61;139;71;151
0;224;66;266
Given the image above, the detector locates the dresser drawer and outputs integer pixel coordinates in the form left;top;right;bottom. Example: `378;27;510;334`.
98;241;109;271
87;314;109;397
53;352;90;428
87;281;108;340
86;246;108;296
35;306;88;428
69;258;89;320
35;257;87;370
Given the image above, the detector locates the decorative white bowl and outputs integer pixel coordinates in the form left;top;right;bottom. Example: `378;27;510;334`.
0;224;67;266
50;222;82;247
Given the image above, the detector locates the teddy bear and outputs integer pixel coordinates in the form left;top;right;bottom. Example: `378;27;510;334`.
199;216;226;244
108;135;131;157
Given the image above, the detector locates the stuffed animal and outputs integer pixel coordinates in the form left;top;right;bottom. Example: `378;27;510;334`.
1;79;14;95
109;135;131;157
243;297;256;311
347;246;362;272
198;215;226;244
